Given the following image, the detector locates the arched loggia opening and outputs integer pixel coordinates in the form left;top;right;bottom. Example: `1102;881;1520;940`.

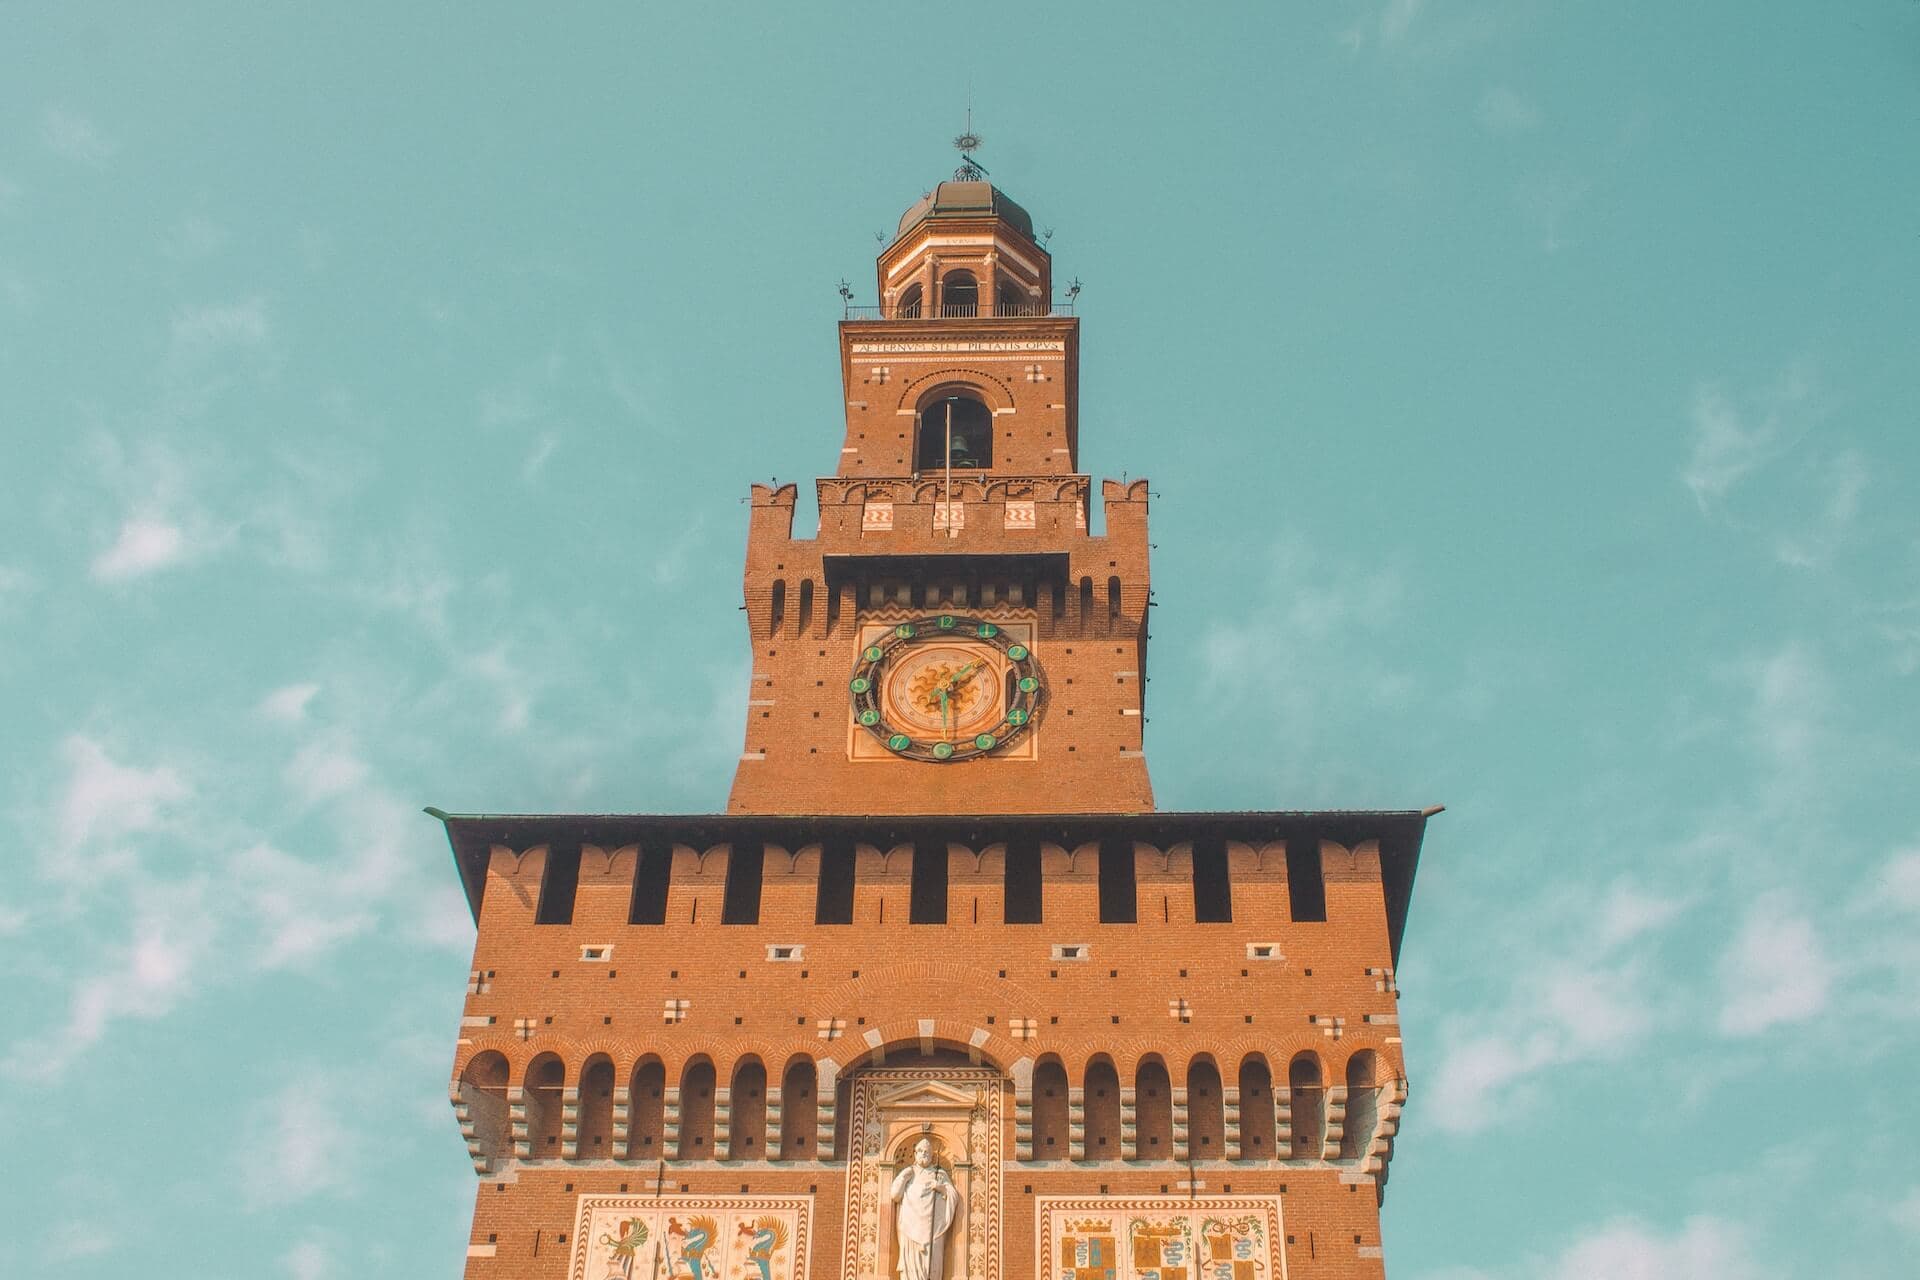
1340;1050;1380;1161
458;1051;511;1170
730;1057;767;1159
916;393;993;473
779;1056;817;1160
1083;1057;1121;1161
1289;1053;1326;1159
524;1053;565;1159
896;283;923;319
627;1057;665;1158
1134;1056;1172;1159
1032;1057;1069;1161
1188;1057;1225;1158
577;1054;615;1158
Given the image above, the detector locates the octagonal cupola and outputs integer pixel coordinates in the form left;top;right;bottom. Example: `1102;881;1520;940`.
876;151;1054;320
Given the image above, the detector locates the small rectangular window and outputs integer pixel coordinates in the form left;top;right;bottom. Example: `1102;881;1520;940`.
1097;839;1137;923
1004;836;1042;924
628;845;671;925
910;844;947;924
535;846;581;925
1286;838;1327;922
721;844;766;925
816;838;856;925
1193;838;1232;923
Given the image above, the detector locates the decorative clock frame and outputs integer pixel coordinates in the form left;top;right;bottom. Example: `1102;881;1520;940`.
848;615;1045;763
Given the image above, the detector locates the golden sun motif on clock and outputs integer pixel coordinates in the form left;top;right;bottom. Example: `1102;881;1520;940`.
848;616;1044;762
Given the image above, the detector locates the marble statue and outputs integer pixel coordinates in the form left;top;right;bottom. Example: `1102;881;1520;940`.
889;1137;958;1280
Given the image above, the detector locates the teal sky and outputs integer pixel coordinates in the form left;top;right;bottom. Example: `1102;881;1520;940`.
5;3;1919;1276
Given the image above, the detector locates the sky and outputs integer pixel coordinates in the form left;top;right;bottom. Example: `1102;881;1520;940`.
4;2;1918;1276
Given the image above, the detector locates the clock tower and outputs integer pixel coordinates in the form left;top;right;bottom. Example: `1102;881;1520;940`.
728;169;1152;816
434;157;1435;1280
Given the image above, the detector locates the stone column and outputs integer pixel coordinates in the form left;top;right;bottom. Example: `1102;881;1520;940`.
1222;1086;1242;1161
1068;1087;1087;1161
1119;1087;1138;1161
1171;1087;1191;1162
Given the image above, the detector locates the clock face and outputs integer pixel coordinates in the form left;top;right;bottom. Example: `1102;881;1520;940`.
850;615;1044;762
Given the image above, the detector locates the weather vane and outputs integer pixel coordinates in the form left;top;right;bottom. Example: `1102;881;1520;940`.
953;109;987;181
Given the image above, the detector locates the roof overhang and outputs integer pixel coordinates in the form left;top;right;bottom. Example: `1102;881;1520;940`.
426;807;1433;965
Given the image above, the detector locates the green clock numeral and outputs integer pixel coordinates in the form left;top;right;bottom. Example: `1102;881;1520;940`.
849;677;871;694
895;623;916;639
1018;676;1038;693
887;734;913;751
1007;709;1029;726
932;741;955;760
1007;644;1029;661
864;645;884;662
976;623;998;638
974;733;997;751
859;709;880;726
937;615;956;629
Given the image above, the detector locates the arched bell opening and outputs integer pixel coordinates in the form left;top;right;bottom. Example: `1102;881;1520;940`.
915;393;993;473
896;282;923;319
940;269;978;317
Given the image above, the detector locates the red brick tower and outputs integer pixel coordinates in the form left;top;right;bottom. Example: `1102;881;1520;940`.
434;160;1435;1280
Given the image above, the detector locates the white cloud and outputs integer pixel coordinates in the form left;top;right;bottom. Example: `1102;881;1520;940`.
170;297;270;353
1878;848;1920;913
1717;893;1833;1036
1595;881;1686;948
6;881;211;1079
1548;1215;1765;1280
1681;367;1813;511
521;432;559;482
1380;0;1426;44
1429;955;1658;1134
44;1219;112;1260
260;682;323;724
239;1073;354;1208
285;1240;332;1280
56;734;189;853
1892;1186;1920;1235
1477;86;1540;134
231;842;377;970
1774;448;1868;568
91;515;189;581
41;108;117;167
283;738;371;804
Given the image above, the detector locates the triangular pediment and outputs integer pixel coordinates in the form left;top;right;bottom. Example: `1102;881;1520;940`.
871;1079;980;1112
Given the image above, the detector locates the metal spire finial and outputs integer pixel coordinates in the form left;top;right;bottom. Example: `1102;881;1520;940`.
952;110;987;181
